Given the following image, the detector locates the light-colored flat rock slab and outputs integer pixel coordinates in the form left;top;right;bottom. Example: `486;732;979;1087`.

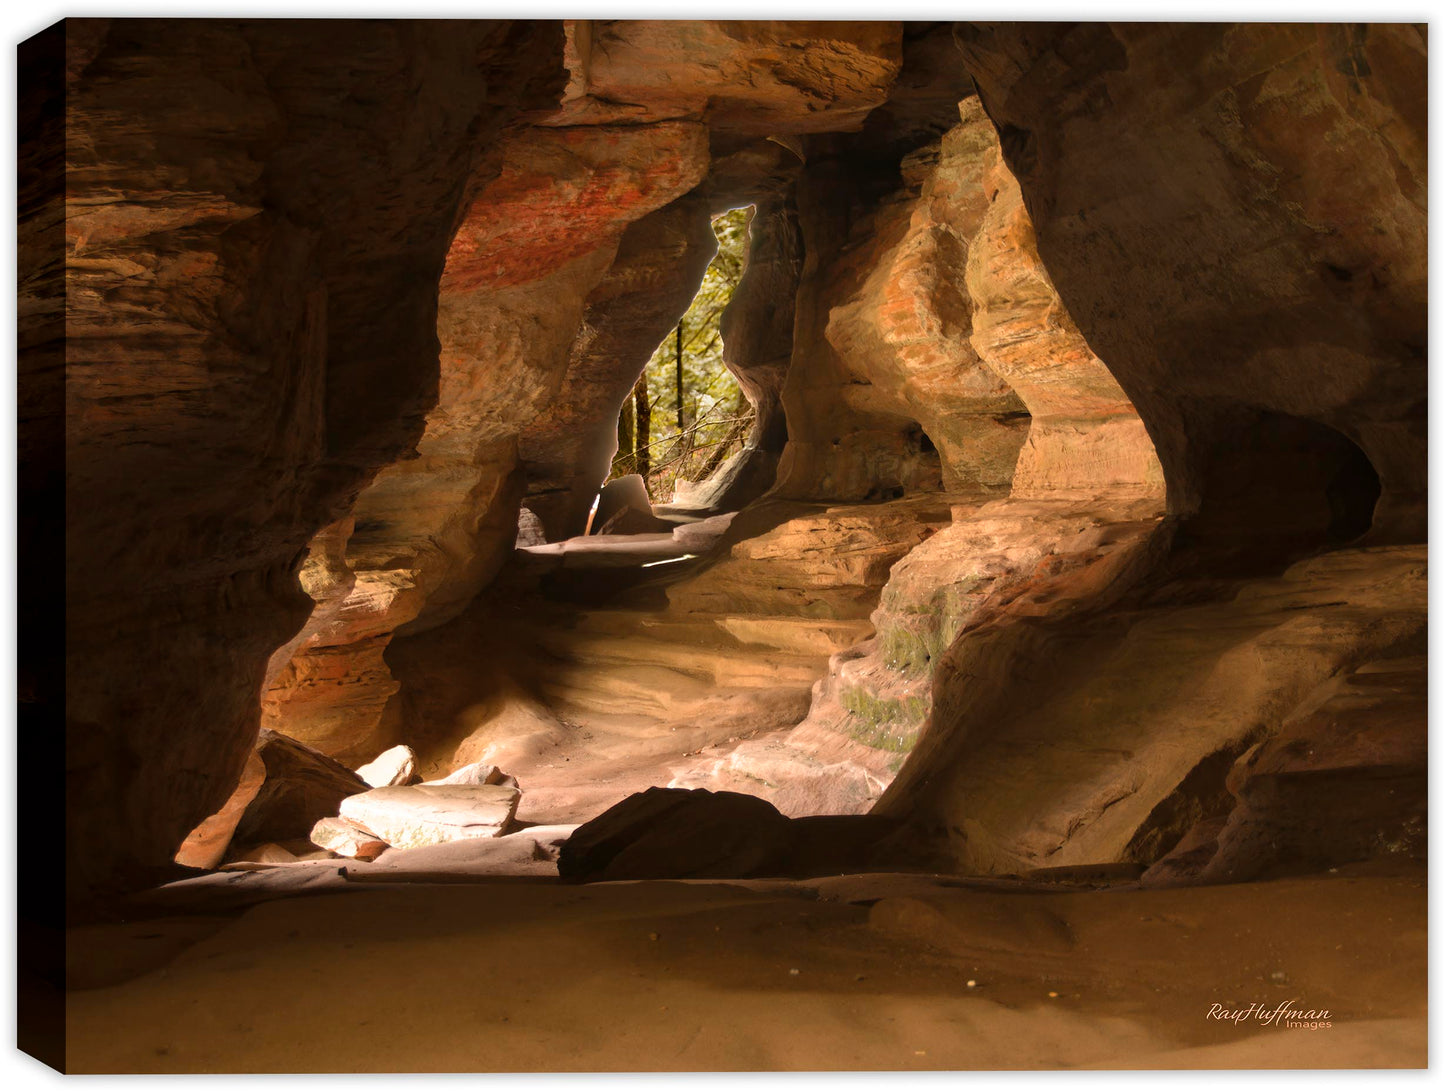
339;784;521;849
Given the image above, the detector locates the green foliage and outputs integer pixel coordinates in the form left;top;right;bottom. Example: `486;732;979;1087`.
879;626;944;676
611;207;754;499
839;686;929;753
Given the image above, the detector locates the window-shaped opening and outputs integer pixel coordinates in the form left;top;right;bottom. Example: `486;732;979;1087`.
609;206;753;507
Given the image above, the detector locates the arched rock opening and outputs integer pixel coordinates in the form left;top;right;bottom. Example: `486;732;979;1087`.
43;19;1425;914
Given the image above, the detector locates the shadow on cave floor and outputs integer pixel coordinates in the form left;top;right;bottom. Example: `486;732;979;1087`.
68;858;1426;1072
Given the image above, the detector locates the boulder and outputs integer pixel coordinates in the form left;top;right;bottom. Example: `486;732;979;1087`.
235;843;299;865
174;750;267;870
338;784;521;850
597;505;674;536
589;474;655;534
228;730;371;850
559;788;910;882
309;816;390;862
355;744;418;788
516;507;548;547
424;762;519;789
558;787;794;882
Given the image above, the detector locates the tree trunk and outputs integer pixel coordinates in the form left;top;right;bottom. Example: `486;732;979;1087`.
675;320;685;432
614;392;634;476
634;374;651;481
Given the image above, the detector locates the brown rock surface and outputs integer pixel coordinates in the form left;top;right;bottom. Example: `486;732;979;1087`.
424;762;519;789
885;546;1425;876
558;787;791;882
956;22;1425;545
1151;652;1428;886
230;730;372;852
588;474;657;535
43;18;1428;924
50;18;568;901
257;21;918;768
673;95;1165;814
173;751;266;871
558;787;900;882
553;20;902;132
259;118;712;761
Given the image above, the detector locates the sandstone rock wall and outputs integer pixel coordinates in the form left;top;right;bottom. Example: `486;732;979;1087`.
956;22;1426;547
49;18;568;901
47;20;1427;901
258;118;713;761
873;23;1427;876
259;20;911;763
689;89;1166;815
885;546;1426;876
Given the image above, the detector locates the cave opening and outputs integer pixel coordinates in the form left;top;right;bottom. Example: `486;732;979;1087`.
609;205;756;511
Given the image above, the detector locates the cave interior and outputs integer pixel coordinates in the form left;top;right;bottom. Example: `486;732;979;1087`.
25;17;1428;1073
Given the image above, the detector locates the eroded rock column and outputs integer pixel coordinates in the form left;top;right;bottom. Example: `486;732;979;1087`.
260;118;712;762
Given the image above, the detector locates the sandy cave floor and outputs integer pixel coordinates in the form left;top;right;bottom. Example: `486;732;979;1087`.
63;858;1425;1072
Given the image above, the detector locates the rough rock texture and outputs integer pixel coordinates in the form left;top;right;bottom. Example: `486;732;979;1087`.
50;18;568;902
552;20;902;133
229;730;372;852
1144;652;1428;886
843;22;1427;878
260;118;712;761
384;524;841;824
956;22;1426;546
670;93;1164;813
667;496;953;621
260;22;915;766
424;762;520;789
886;546;1426;876
173;751;266;870
308;817;389;862
48;19;1428;909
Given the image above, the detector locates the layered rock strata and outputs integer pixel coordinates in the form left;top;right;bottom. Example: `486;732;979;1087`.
260;20;911;767
45;19;1428;904
50;18;568;901
673;94;1165;813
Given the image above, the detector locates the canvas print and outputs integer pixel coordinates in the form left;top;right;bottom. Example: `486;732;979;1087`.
19;15;1427;1074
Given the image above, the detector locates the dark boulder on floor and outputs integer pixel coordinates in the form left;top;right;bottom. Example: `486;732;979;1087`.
558;786;902;882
